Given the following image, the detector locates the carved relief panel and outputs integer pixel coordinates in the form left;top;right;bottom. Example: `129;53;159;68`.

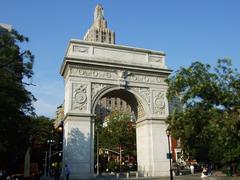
152;90;167;115
131;87;150;109
71;83;88;112
91;83;111;101
136;99;145;119
72;45;89;54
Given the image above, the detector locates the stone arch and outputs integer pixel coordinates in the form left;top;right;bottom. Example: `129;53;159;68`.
60;40;172;179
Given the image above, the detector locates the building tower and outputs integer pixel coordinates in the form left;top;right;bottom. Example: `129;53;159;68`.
84;4;115;44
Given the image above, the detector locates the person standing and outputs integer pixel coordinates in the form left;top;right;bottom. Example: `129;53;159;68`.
201;167;208;180
64;164;70;180
207;164;213;176
190;164;194;175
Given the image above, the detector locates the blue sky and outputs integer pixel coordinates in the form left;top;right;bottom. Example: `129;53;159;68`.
1;0;240;118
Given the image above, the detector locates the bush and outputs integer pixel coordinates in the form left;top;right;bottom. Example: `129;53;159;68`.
107;161;119;173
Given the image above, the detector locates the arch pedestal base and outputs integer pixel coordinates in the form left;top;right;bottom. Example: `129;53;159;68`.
137;119;170;177
62;114;94;179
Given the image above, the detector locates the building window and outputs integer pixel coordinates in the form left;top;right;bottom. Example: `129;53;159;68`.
109;32;111;42
120;100;123;107
102;31;106;42
96;30;99;41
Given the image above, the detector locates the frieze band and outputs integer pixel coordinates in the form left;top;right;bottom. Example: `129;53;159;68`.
69;67;165;84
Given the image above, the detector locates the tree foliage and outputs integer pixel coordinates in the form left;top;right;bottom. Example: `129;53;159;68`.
166;59;240;163
0;28;58;175
28;116;54;146
0;29;37;173
97;110;136;156
27;116;55;168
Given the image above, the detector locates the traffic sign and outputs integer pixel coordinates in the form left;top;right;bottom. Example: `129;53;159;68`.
167;153;172;159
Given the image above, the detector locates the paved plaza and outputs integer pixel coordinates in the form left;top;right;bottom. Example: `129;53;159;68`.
40;173;240;180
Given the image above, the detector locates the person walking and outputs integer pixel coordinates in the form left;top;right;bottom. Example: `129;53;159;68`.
64;164;71;180
207;164;213;176
201;167;208;180
190;164;194;175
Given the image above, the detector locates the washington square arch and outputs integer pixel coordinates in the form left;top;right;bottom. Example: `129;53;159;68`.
59;5;172;179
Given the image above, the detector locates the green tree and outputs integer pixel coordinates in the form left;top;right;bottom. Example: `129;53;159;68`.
166;59;240;164
31;116;55;167
99;111;136;153
0;28;35;173
23;116;54;176
95;110;136;172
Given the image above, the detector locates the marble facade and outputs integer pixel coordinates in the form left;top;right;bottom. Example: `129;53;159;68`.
60;39;172;178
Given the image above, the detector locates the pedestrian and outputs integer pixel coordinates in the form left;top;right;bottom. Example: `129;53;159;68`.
207;164;213;176
190;164;194;175
201;167;208;180
64;164;71;180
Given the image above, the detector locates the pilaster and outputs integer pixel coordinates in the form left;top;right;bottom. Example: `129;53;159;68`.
136;118;170;177
62;113;94;179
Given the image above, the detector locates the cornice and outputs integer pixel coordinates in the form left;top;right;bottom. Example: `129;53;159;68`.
69;39;166;56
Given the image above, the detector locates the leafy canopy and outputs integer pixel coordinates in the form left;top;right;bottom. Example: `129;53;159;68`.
97;110;136;156
166;59;240;163
0;28;36;172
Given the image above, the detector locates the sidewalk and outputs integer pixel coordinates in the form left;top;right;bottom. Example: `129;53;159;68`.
40;174;240;180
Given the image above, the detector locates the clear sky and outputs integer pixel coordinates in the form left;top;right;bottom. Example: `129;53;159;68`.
1;0;240;118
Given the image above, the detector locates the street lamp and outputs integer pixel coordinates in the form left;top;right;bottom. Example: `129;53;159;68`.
119;146;124;174
166;129;173;180
47;139;55;176
58;126;63;132
96;126;100;176
56;122;63;180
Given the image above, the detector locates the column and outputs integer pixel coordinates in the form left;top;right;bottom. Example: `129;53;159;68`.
62;114;94;179
136;119;170;177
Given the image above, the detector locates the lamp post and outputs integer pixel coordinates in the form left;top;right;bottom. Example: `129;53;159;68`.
166;129;173;180
44;151;47;177
56;123;63;180
119;145;122;174
47;139;55;176
96;126;100;176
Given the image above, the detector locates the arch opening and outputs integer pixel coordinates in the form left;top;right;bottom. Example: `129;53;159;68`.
93;89;144;175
